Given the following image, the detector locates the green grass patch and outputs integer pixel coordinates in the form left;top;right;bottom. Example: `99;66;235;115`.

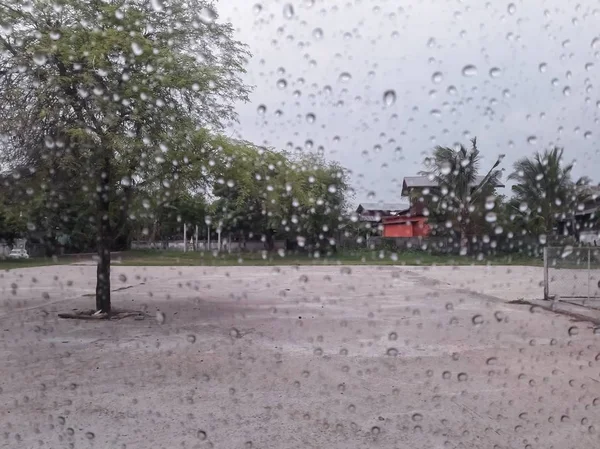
0;257;67;271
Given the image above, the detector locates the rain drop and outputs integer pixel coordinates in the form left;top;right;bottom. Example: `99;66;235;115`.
131;42;143;56
198;6;217;24
462;65;477;77
383;90;396;106
432;71;443;84
339;72;352;83
507;3;516;15
150;0;164;12
283;3;294;19
489;67;502;78
485;212;497;223
472;315;484;325
33;52;47;65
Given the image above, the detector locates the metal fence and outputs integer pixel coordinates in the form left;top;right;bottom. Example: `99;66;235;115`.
544;246;600;300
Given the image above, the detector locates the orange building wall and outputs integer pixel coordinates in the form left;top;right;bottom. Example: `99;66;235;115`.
383;217;431;238
383;223;413;237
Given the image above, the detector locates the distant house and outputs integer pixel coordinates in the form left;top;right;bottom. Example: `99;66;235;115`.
559;185;600;243
382;175;505;239
356;202;409;224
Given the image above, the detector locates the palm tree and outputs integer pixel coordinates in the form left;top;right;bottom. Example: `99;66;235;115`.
509;147;574;236
421;138;504;250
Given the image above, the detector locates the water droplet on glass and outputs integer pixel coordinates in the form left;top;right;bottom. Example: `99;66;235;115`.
186;334;197;343
339;72;352;83
276;79;287;89
561;246;573;258
472;315;484;325
489;67;502;78
457;372;469;382
539;62;547;73
0;22;13;35
462;65;477;77
150;0;164;12
283;3;294;19
253;4;262;15
568;326;579;337
383;90;396;106
440;162;452;175
306;113;316;123
386;348;399;356
312;28;323;39
412;413;423;422
156;311;166;324
198;6;217;24
432;71;443;84
485;212;497;223
230;328;242;338
257;104;266;115
131;42;143;56
592;37;600;50
33;52;47;65
197;430;207;440
507;3;516;15
563;86;571;96
85;432;95;440
388;331;398;341
527;136;538;145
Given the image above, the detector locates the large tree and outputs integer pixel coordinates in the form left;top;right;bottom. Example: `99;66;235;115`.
420;138;504;251
0;0;250;313
508;147;576;236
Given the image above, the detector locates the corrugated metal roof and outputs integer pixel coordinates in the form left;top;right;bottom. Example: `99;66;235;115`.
357;202;409;212
402;176;437;188
401;175;505;195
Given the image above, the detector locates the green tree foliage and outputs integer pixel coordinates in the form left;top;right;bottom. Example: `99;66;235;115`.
0;0;250;312
211;143;350;253
419;138;504;251
508;147;577;236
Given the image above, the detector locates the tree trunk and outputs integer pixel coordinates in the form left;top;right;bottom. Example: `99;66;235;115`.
96;155;112;313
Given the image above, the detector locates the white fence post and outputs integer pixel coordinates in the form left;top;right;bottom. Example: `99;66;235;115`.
588;247;591;302
543;247;549;300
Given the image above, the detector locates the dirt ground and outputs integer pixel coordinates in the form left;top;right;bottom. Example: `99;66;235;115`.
1;264;600;448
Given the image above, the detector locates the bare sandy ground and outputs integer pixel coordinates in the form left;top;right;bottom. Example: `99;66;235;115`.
1;264;600;448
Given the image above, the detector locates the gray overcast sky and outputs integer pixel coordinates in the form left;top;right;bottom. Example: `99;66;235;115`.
217;0;600;205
